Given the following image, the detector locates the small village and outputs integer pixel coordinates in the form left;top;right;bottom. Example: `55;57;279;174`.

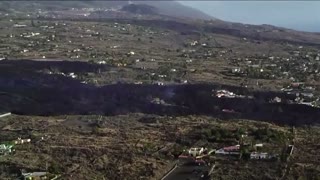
0;112;304;180
0;2;320;180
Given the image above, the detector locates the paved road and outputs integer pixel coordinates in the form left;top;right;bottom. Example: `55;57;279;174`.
163;163;210;180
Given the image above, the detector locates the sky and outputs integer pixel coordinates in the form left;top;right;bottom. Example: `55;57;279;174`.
179;1;320;32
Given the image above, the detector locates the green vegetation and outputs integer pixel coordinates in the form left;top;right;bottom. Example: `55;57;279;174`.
251;128;289;143
199;127;246;142
48;161;63;174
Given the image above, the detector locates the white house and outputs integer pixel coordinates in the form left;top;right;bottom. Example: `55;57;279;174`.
97;60;106;64
13;24;27;28
231;67;241;73
250;152;268;159
14;138;31;145
155;82;164;86
188;147;204;157
254;143;263;148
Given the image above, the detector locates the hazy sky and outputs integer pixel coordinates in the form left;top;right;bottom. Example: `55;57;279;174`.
179;1;320;32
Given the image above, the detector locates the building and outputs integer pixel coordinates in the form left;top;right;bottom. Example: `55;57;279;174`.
215;90;235;98
13;24;27;28
215;145;240;155
14;138;31;145
97;60;106;64
231;67;241;74
291;82;304;89
250;152;268;159
270;97;281;103
250;152;278;160
154;81;164;86
178;147;213;165
22;172;47;180
188;147;204;157
254;144;263;148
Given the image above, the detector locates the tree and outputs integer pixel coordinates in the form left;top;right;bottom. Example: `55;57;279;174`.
48;162;63;174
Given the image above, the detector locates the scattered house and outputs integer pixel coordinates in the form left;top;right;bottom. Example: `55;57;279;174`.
179;147;212;165
223;145;240;151
281;88;293;92
97;60;106;64
291;82;304;89
154;81;164;86
270;97;282;103
13;24;27;28
68;73;77;79
14;138;31;145
250;152;268;159
116;63;127;67
250;152;278;160
0;144;14;155
188;147;204;157
215;90;235;98
299;102;314;107
190;40;198;46
151;98;167;105
71;55;80;59
265;63;277;67
231;67;241;74
222;109;236;113
301;92;314;98
215;145;240;155
22;172;48;180
254;144;263;148
248;64;260;68
73;48;81;52
31;32;40;36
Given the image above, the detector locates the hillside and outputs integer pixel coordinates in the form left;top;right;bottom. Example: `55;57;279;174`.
133;1;213;20
1;1;319;46
0;1;214;20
